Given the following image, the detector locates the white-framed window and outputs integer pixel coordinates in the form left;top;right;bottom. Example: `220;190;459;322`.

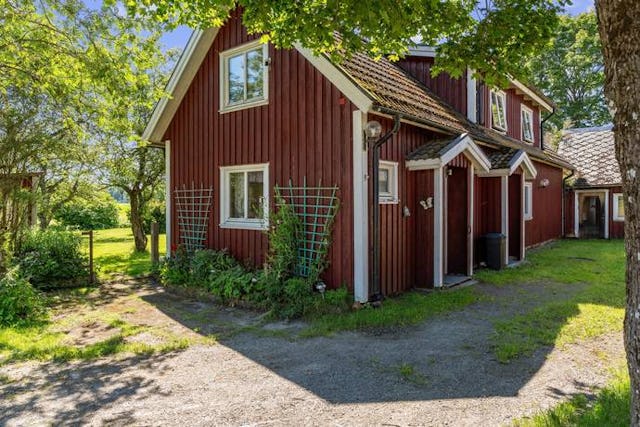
220;40;269;113
490;90;508;132
524;182;533;220
379;160;399;204
521;105;534;143
219;163;269;230
613;193;625;221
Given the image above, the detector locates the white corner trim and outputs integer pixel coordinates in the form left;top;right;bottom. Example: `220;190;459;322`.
605;189;610;239
509;150;538;179
574;191;580;238
143;28;220;143
524;182;533;221
294;44;373;112
165;140;172;255
352;111;369;302
521;177;526;260
501;175;509;265
466;68;477;123
467;164;475;276
433;167;444;287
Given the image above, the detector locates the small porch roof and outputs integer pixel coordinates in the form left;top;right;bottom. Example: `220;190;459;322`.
405;133;491;172
477;148;538;179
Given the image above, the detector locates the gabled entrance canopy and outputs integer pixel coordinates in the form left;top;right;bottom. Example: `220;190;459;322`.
477;148;538;179
405;133;491;172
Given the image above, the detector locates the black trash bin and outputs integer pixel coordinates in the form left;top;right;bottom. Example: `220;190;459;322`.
485;233;506;270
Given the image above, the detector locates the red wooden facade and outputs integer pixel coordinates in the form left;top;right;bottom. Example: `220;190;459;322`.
525;161;564;246
160;10;571;300
164;9;356;289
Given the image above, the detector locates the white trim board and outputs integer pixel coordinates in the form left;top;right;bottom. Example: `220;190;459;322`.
476;150;538;179
405;134;491;172
352;111;369;302
165;140;172;255
433;167;444;287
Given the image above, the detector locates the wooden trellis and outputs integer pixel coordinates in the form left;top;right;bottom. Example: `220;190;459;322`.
275;178;339;279
174;183;214;252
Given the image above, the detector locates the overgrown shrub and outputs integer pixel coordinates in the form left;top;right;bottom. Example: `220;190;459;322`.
15;229;89;289
0;268;45;326
142;200;166;234
55;197;119;230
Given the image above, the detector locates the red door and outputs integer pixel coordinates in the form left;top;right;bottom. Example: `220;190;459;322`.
508;173;522;259
414;170;434;287
446;166;468;275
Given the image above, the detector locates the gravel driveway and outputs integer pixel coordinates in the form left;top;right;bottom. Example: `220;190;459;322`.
0;280;623;426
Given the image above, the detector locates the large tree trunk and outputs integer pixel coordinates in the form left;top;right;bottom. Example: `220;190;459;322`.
129;191;147;252
596;1;640;424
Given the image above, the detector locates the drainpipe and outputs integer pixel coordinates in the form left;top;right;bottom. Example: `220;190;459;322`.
540;107;556;151
561;170;575;237
368;115;401;303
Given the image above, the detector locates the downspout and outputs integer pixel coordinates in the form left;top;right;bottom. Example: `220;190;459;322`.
369;114;401;303
561;169;575;237
540;107;555;151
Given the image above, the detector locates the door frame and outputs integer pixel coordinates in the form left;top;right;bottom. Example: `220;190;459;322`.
574;189;609;239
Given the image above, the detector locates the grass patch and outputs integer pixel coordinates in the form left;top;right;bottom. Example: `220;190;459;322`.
515;366;630;427
301;288;482;337
0;311;194;364
476;240;625;363
90;227;166;277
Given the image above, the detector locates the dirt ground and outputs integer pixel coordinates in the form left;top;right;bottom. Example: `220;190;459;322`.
0;279;624;427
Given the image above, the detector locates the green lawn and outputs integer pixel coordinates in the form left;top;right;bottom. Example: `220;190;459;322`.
475;239;625;363
89;227;166;277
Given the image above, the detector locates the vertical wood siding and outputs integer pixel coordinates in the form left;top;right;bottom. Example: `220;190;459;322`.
374;116;441;294
479;86;543;148
396;57;467;116
525;161;563;246
474;176;502;264
164;9;355;289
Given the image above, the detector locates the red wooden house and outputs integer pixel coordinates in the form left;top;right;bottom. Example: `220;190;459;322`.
559;125;623;239
143;10;573;302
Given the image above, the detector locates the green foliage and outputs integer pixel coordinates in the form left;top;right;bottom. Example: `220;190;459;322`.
475;240;625;363
515;366;629;427
142;200;166;234
0;268;45;327
122;0;567;86
15;229;89;289
54;196;119;230
525;12;607;129
264;196;301;283
92;227;166;277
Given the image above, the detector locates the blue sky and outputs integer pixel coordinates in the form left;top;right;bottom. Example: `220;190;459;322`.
161;1;595;52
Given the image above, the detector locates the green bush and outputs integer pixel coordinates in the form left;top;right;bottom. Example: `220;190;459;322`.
0;268;45;326
142;200;166;234
15;229;89;289
55;197;119;230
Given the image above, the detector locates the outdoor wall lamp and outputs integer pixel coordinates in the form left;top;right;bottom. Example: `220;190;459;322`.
364;120;383;139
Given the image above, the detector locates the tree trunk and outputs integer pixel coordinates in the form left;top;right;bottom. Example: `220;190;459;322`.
596;1;640;424
129;191;147;252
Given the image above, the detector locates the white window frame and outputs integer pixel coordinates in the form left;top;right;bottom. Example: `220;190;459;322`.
613;193;625;221
490;90;508;132
379;160;399;204
523;182;533;220
521;105;534;143
219;40;269;113
219;163;269;230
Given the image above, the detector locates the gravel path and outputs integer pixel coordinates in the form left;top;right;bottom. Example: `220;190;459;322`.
0;280;624;426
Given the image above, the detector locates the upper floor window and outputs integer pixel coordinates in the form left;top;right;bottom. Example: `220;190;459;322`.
490;90;507;132
524;182;533;220
219;163;269;230
220;41;269;113
521;105;534;143
613;193;625;221
379;160;399;204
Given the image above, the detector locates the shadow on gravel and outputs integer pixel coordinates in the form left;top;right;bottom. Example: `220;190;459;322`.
0;353;175;426
140;282;589;405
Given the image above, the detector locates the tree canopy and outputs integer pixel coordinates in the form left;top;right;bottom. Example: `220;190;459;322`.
120;0;568;86
526;12;607;129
